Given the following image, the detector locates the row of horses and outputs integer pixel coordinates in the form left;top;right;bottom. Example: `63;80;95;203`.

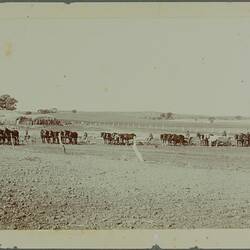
101;132;136;145
2;127;250;147
37;131;250;147
40;129;78;144
0;128;19;145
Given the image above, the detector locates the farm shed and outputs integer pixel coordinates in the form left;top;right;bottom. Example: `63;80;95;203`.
16;116;33;125
0;112;63;126
0;111;30;125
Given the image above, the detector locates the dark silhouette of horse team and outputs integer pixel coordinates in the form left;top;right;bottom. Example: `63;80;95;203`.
33;119;62;126
0;128;19;145
159;132;250;147
234;133;250;147
160;132;234;147
101;132;136;145
40;129;78;145
160;133;187;145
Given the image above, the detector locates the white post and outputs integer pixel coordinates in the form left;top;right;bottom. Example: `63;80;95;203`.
132;141;144;162
59;132;66;153
10;132;14;149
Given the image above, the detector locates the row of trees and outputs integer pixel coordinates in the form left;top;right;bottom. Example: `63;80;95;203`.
158;113;240;124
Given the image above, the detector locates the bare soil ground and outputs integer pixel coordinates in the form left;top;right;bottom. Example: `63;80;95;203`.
1;138;250;229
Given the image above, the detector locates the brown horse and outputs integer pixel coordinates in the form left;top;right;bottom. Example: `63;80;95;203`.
4;128;19;145
171;134;185;145
0;129;5;144
101;132;113;144
160;134;170;145
70;131;78;144
118;133;136;145
235;133;248;147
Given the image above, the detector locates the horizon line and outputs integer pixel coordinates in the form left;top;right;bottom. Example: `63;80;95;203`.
1;109;250;119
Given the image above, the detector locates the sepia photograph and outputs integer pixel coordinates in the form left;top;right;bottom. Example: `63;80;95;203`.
1;2;250;236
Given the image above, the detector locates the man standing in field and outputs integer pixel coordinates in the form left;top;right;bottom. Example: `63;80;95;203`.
24;128;30;143
146;133;153;143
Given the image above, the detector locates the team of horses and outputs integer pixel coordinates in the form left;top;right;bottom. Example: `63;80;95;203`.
196;133;250;147
101;132;136;145
160;133;236;147
0;128;19;145
160;132;250;147
234;133;250;147
40;129;78;145
160;133;189;146
195;133;232;147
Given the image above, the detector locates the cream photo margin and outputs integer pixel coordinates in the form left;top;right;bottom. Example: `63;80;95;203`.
1;2;250;249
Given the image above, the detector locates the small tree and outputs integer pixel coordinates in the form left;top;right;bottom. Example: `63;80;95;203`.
166;112;174;120
160;113;166;119
50;108;58;113
0;94;18;110
235;115;242;120
72;109;77;113
208;117;215;124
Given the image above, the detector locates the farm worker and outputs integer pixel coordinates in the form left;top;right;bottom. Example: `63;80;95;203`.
146;133;153;143
222;130;227;136
25;129;30;140
149;133;153;140
84;132;88;139
186;130;190;138
83;132;88;143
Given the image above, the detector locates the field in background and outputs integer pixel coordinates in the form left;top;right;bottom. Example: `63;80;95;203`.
21;111;250;138
2;110;250;136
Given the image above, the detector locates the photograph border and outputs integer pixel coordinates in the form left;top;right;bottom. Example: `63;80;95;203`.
1;2;250;249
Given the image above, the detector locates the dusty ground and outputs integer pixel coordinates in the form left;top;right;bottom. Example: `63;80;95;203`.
1;138;250;230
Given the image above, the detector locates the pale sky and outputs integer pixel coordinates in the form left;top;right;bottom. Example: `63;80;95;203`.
1;10;250;116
